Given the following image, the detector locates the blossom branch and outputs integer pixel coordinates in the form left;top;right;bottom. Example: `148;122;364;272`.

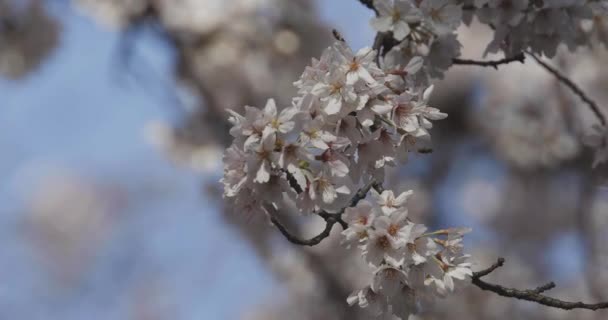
451;53;526;69
527;51;607;126
269;211;343;246
267;180;378;246
472;258;608;311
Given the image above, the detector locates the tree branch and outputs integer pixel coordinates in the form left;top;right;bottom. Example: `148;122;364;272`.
527;51;607;126
268;180;377;246
452;53;526;69
269;213;341;246
472;258;608;311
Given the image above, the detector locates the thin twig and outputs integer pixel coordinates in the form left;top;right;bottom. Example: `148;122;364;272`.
531;282;557;294
268;180;377;246
452;53;526;69
526;51;607;126
472;258;608;311
269;213;341;246
472;257;505;278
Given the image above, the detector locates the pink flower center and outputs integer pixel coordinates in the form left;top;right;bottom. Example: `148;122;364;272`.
388;224;399;236
376;235;390;249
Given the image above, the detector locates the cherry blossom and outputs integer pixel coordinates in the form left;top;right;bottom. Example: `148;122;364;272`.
371;0;422;41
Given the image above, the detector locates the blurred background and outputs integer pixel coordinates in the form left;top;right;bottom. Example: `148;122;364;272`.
1;0;607;319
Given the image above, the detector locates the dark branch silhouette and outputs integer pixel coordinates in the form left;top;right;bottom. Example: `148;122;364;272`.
527;51;607;126
267;180;378;246
472;258;608;311
452;53;526;69
269;213;342;246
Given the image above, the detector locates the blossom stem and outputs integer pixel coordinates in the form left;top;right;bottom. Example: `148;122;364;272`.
472;258;608;311
451;53;526;69
526;51;607;126
268;180;378;246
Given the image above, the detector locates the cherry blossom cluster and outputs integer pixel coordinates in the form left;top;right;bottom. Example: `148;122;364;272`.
372;0;464;80
344;191;472;319
221;38;472;318
463;0;608;57
371;0;608;167
222;40;447;216
372;0;608;79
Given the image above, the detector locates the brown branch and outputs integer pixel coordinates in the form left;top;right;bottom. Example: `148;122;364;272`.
452;53;526;69
472;258;608;311
269;213;341;246
268;180;377;246
472;257;505;278
526;51;607;126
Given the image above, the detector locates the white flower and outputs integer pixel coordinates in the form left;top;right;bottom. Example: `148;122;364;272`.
256;98;299;138
342;200;377;244
297;168;353;213
364;227;404;266
295;47;334;93
369;97;394;116
301;117;338;149
391;85;447;136
422;228;472;296
315;135;352;177
278;141;313;190
477;0;528;27
426;34;461;78
419;0;462;35
372;264;409;297
402;224;435;265
413;85;448;129
334;115;364;144
311;66;357;115
312;170;351;204
255;174;293;205
425;253;473;297
247;131;277;184
221;145;248;197
227;106;265;148
335;42;380;85
390;92;420;133
296;94;325;120
347;286;387;317
364;209;410;266
371;0;422;41
357;105;378;128
371;189;413;215
231;189;269;222
375;207;410;240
